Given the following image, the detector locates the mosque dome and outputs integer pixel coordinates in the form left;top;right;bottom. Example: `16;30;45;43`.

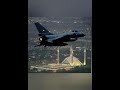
61;56;83;66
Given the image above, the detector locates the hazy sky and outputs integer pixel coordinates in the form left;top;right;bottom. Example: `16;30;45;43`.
28;0;92;17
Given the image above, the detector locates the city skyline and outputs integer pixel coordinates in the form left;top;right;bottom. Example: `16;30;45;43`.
28;17;92;73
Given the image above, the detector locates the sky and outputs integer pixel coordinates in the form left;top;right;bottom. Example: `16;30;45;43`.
28;0;92;17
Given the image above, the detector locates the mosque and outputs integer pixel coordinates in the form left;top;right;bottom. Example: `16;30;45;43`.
61;46;86;66
30;46;87;72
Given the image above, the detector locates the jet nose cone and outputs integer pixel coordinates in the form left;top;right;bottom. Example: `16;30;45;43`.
82;34;85;36
78;34;85;37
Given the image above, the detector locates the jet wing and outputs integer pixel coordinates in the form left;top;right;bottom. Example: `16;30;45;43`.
48;34;70;43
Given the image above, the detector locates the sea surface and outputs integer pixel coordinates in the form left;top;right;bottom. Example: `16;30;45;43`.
28;73;92;90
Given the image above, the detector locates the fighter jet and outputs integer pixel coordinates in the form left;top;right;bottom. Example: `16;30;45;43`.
34;22;85;47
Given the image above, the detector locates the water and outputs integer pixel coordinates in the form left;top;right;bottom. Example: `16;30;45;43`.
28;73;92;90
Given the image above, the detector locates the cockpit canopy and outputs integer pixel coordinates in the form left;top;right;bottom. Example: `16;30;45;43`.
72;30;78;32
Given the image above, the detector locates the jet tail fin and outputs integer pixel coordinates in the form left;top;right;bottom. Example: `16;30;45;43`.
34;22;53;35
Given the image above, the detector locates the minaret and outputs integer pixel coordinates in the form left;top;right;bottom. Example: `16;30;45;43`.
70;46;73;66
83;47;86;65
57;47;60;65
